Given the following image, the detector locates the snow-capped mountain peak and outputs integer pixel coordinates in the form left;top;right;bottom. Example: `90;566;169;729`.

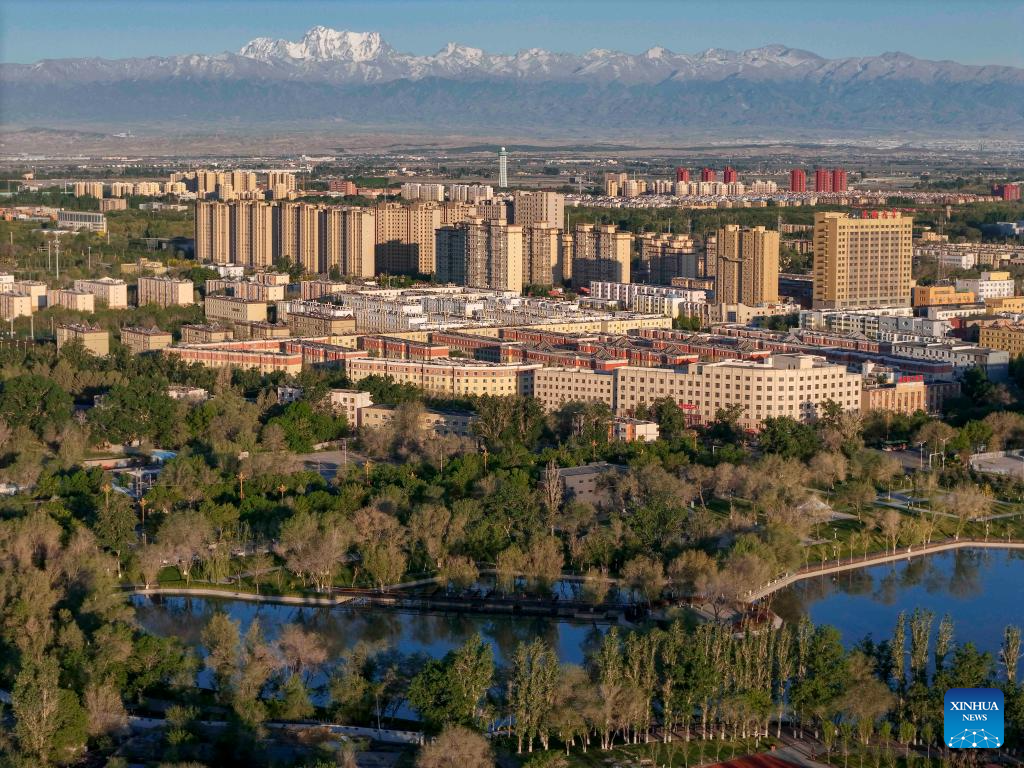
239;26;388;62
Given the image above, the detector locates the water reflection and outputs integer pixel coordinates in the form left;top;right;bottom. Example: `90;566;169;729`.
132;594;608;670
773;548;1024;654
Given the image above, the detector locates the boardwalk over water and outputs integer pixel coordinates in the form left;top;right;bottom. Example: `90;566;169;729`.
745;537;1024;603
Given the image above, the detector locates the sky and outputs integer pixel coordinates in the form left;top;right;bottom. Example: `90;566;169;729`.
3;0;1024;66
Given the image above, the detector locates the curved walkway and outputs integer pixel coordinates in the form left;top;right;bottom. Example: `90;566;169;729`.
746;538;1024;603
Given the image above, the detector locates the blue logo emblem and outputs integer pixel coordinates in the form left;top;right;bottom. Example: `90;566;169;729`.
944;688;1004;748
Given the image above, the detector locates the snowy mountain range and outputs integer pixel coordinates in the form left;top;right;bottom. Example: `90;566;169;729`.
4;26;1024;137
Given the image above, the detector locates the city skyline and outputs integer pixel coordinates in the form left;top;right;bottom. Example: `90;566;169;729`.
3;0;1024;67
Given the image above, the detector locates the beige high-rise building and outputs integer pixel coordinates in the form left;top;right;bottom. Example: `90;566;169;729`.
296;203;320;274
267;171;297;193
230;171;258;193
439;202;478;225
250;201;275;268
195;201;231;263
522;223;563;287
512;191;565;229
571;224;631;288
373;202;442;275
436;218;523;293
138;276;195;307
73;182;104;199
320;206;376;277
813;211;913;309
637;233;701;285
714;225;779;305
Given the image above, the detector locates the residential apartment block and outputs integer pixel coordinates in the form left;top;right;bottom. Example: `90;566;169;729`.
204;295;268;324
435;218;524;293
138;276;195;307
120;326;173;354
812;211;913;309
56;324;109;356
511;190;564;229
636;233;701;285
344;357;541;399
48;289;95;313
571;224;632;288
714;225;779;305
531;354;861;431
74;277;129;309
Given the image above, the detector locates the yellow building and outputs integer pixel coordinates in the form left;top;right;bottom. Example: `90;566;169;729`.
435;218;524;293
48;289;95;313
56;324;109;356
285;310;356;337
984;296;1024;313
120;326;173;354
715;225;779;305
980;324;1024;358
522;223;564;287
0;293;32;320
511;191;564;229
861;378;928;415
373;201;442;275
359;403;476;436
138;276;194;307
345;357;541;398
912;284;974;307
812;211;913;309
204;296;268;323
180;324;231;344
74;277;129;309
571;224;631;288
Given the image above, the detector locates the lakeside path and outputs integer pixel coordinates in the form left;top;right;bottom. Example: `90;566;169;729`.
745;538;1024;603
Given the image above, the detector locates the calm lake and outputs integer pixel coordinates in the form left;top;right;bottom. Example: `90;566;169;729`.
772;547;1024;656
131;594;609;668
132;548;1024;681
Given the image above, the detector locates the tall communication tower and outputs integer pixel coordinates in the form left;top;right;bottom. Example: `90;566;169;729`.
498;146;508;188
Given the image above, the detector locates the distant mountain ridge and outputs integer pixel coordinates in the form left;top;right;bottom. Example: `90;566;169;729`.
3;26;1023;137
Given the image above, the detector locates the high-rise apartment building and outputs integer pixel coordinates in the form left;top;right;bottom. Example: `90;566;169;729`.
320;206;376;277
722;166;738;183
436;218;523;293
814;168;833;193
373;201;442;275
522;223;564;287
73;181;105;199
714;225;780;305
812;211;913;309
675;167;690;183
995;184;1021;201
511;191;565;229
201;200;377;276
832;168;848;193
636;233;701;285
790;169;806;193
700;168;716;182
571;224;632;288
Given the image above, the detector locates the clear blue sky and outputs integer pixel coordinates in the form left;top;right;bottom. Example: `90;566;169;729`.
4;0;1023;66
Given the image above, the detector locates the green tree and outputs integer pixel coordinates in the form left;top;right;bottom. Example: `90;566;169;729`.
12;657;88;765
758;416;821;460
0;373;73;437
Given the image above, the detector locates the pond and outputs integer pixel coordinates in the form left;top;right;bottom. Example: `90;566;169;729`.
772;548;1024;656
131;593;611;670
